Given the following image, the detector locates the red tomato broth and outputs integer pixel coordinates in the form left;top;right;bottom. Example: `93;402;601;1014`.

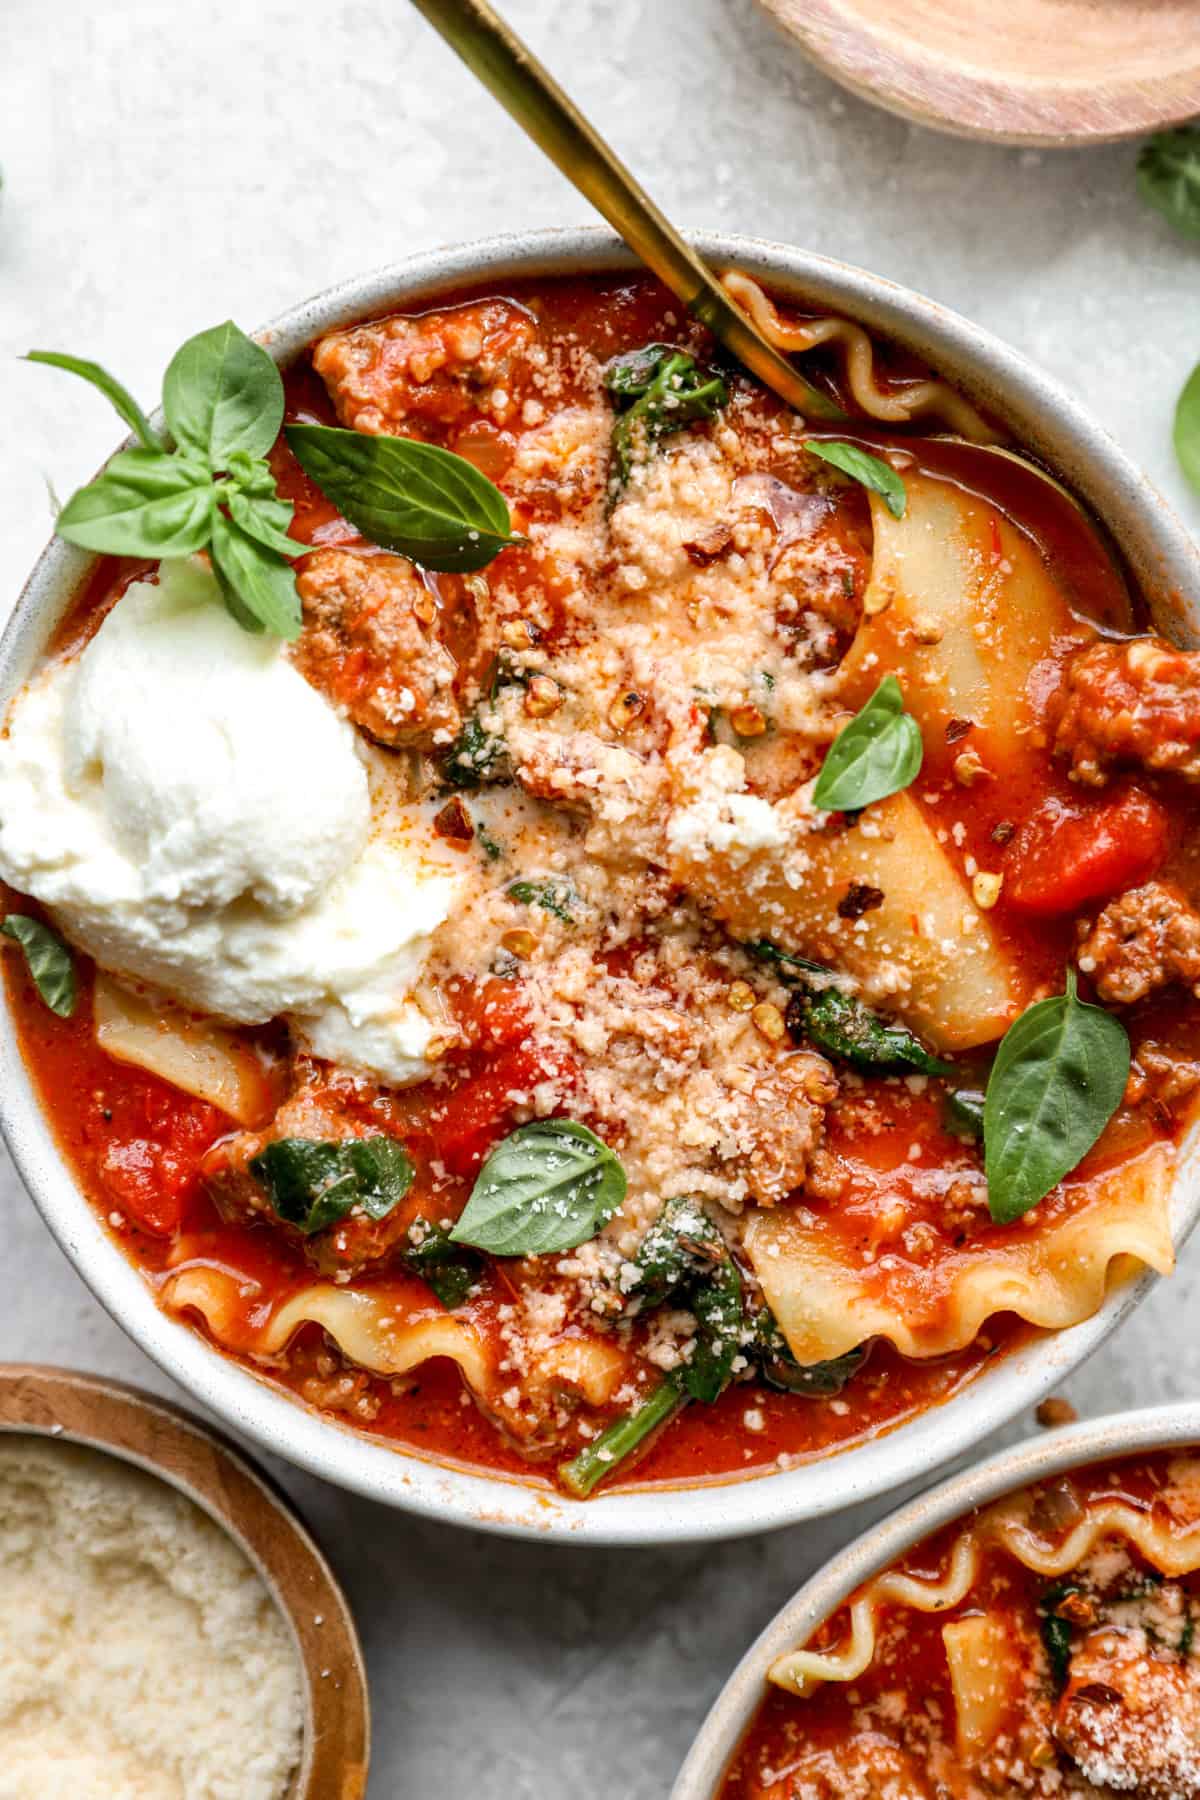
4;271;1200;1497
719;1449;1200;1798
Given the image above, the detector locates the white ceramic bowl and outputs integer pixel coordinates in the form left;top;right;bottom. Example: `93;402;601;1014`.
671;1401;1200;1795
3;228;1199;1545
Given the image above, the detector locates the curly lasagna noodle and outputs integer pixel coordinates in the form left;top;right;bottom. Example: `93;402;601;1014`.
724;1449;1200;1799
2;273;1199;1495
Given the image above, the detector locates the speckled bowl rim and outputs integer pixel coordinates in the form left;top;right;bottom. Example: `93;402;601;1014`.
2;226;1199;1546
671;1400;1200;1796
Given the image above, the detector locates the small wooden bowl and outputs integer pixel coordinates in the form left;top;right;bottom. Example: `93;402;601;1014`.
757;0;1200;146
0;1365;369;1800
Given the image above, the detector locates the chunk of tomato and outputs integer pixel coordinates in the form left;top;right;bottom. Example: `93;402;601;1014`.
1005;785;1170;917
427;1043;574;1178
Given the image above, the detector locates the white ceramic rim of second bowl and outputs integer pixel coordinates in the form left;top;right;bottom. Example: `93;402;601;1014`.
670;1400;1200;1796
2;226;1199;1546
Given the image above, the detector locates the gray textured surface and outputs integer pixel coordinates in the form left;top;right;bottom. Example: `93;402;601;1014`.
2;4;1200;1795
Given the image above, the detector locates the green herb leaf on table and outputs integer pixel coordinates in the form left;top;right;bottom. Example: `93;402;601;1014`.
56;449;216;558
24;351;163;452
1174;361;1200;497
450;1119;627;1257
1137;127;1200;240
285;424;525;573
983;971;1130;1225
249;1136;414;1236
0;914;77;1017
163;321;285;465
806;440;907;519
603;344;728;493
812;675;923;812
403;1219;482;1311
210;513;302;640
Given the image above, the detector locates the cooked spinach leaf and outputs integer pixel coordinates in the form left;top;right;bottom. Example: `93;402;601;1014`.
1039;1581;1084;1688
746;939;950;1075
984;971;1129;1224
249;1136;414;1236
0;914;77;1017
604;344;728;492
625;1195;744;1403
507;878;577;923
449;1119;626;1257
403;1218;482;1310
559;1375;684;1498
943;1087;986;1140
754;1309;868;1395
442;710;509;789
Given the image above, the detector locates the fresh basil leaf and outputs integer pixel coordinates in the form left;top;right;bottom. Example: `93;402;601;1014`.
225;486;298;558
286;423;523;573
806;440;907;519
984;971;1130;1225
163;321;284;467
449;1119;626;1256
0;914;77;1017
1174;360;1200;497
1137;127;1200;240
24;350;162;451
559;1375;684;1498
507;878;577;923
812;675;923;811
249;1136;414;1235
56;449;215;557
604;345;728;491
210;513;302;640
403;1218;482;1310
754;1309;868;1395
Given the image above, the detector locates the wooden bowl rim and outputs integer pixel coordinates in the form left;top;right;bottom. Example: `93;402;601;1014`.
756;0;1200;146
0;1364;369;1800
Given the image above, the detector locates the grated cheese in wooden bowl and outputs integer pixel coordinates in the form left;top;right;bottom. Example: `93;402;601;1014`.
0;1434;304;1799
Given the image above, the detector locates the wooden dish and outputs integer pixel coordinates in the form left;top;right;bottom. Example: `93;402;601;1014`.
0;1365;369;1800
756;0;1200;147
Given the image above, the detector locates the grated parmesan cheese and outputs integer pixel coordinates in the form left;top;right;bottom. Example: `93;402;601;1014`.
0;1436;303;1800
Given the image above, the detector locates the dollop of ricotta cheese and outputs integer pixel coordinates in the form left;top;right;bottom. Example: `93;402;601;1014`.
0;559;462;1085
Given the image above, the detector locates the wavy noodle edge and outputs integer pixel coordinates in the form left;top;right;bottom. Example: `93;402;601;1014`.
769;1490;1200;1696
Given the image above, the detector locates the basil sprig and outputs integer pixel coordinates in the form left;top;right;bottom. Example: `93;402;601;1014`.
1138;127;1200;240
249;1136;414;1236
450;1119;626;1256
29;324;302;638
983;972;1130;1225
812;675;923;812
603;344;728;492
806;440;907;519
0;914;77;1017
285;424;524;572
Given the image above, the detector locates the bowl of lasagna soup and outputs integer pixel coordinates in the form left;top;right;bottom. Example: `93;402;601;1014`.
1;230;1199;1543
676;1404;1200;1797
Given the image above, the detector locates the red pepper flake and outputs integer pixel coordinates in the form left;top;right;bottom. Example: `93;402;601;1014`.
837;881;885;919
991;819;1016;844
945;717;974;745
433;796;476;843
683;523;734;566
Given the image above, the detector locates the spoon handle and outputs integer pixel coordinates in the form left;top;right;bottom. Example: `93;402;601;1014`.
407;0;843;418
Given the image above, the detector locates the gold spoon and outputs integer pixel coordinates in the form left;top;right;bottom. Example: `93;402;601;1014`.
407;0;844;420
